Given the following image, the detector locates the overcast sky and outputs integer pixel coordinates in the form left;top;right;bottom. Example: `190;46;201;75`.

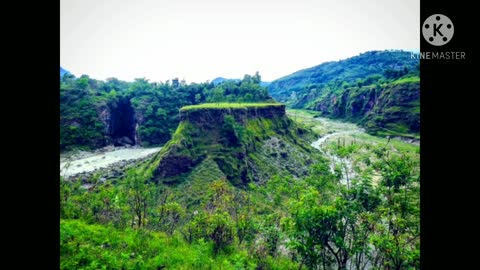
61;0;419;83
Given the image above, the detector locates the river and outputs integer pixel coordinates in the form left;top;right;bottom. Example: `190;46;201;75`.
60;147;162;178
310;117;364;185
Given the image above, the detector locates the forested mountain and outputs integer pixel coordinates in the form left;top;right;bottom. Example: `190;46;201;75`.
60;72;272;151
268;50;420;137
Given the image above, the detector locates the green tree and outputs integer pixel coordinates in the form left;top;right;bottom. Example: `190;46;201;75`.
253;71;261;84
194;93;202;103
156;201;185;235
370;153;420;269
123;170;154;228
211;87;225;103
75;75;90;90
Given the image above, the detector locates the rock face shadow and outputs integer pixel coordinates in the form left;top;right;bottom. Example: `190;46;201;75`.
109;98;136;146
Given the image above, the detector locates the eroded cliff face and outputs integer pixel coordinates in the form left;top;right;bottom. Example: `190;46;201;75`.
96;98;138;147
148;104;321;186
62;95;170;151
179;105;286;125
108;98;137;146
364;82;420;135
311;82;420;136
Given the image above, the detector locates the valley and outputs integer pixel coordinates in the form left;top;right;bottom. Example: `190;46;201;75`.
60;109;416;186
271;51;420;138
60;50;420;269
293;109;419;187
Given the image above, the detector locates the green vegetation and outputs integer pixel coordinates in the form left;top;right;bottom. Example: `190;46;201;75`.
61;219;262;269
60;72;272;151
268;50;420;137
61;147;418;269
149;104;318;186
61;104;419;269
180;102;282;111
391;75;420;85
60;51;420;269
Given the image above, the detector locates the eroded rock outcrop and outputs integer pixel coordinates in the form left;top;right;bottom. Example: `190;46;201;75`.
148;104;321;186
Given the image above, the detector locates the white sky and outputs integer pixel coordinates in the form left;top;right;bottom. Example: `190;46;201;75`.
61;0;419;83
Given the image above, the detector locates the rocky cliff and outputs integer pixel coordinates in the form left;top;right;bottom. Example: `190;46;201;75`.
144;103;321;186
61;95;164;151
310;81;420;137
179;104;286;125
266;50;420;137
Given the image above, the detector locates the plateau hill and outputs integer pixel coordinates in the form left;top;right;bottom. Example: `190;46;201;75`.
143;103;321;186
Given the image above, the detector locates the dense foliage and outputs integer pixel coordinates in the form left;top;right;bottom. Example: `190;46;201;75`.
61;130;419;269
60;72;272;151
268;50;420;137
60;50;420;269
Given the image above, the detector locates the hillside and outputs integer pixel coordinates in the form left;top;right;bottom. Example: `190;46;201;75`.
311;77;420;138
143;103;321;186
60;73;272;151
61;103;419;269
268;50;420;137
60;52;419;269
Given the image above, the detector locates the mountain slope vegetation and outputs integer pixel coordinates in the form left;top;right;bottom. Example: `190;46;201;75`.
145;103;320;186
61;107;420;269
268;50;420;137
60;50;420;269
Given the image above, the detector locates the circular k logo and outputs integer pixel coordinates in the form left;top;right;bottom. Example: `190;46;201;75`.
422;14;454;46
